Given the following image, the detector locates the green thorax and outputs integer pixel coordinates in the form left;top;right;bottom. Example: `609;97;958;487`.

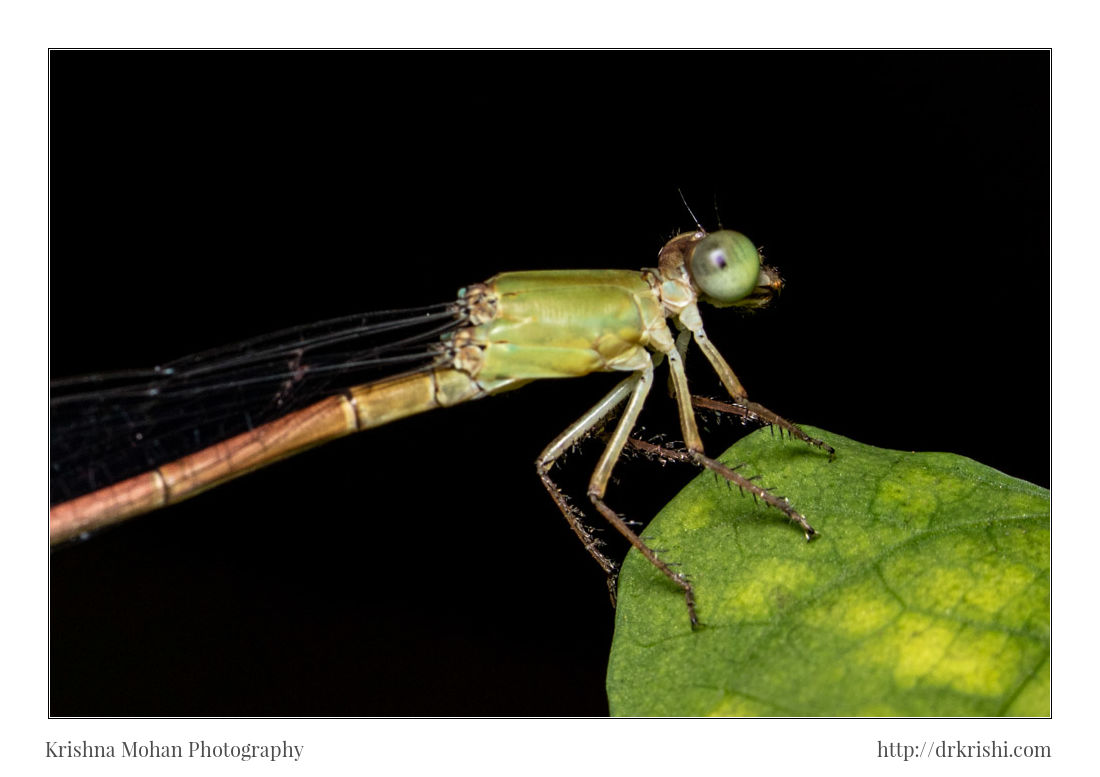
470;269;669;381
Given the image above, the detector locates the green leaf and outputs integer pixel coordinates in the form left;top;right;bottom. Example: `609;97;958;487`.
606;426;1050;717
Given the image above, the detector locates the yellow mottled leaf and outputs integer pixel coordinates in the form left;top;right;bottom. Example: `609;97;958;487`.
606;427;1049;716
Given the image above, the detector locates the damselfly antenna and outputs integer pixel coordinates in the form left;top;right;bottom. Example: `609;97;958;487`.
677;188;705;232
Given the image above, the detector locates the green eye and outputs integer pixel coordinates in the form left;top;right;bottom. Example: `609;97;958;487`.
688;230;761;304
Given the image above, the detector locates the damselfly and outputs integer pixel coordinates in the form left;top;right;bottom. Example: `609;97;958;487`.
50;227;833;625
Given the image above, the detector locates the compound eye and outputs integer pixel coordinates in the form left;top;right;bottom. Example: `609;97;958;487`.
688;230;761;304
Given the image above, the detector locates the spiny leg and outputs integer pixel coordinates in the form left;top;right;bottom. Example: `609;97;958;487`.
584;360;700;627
536;376;637;599
691;396;835;458
627;437;817;540
676;312;833;453
658;324;822;539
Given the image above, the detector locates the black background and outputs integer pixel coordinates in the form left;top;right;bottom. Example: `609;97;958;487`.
50;51;1049;716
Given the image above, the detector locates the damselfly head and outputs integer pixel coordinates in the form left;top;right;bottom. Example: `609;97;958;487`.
687;230;780;309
